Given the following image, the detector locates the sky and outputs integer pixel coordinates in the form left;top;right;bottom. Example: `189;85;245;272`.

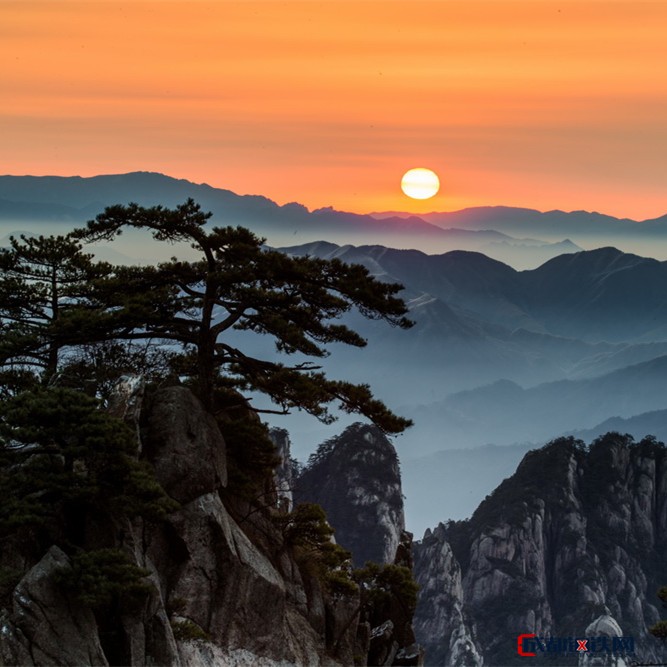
2;1;667;219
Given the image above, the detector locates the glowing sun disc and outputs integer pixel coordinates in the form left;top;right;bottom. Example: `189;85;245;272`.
401;168;440;200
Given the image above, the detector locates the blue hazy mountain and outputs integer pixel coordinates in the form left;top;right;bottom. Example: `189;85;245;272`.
273;242;667;450
567;408;667;443
373;204;667;261
0;172;580;268
0;172;514;241
373;204;667;237
282;243;667;349
5;172;667;539
408;354;667;449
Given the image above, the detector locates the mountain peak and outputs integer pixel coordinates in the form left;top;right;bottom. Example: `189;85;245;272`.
296;423;405;567
414;432;667;665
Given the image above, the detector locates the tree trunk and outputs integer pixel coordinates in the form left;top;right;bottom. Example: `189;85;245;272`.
46;266;59;379
196;333;215;410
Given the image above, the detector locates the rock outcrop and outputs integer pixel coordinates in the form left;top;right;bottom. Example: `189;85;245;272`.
579;610;632;667
0;384;374;666
296;423;405;567
1;546;108;667
143;385;228;504
413;525;482;667
296;424;423;666
269;427;296;513
413;433;667;666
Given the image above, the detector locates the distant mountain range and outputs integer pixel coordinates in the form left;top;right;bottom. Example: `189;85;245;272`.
283;242;667;345
0;172;587;268
5;171;667;529
372;205;667;238
568;408;667;444
275;241;667;460
410;354;667;448
3;172;667;250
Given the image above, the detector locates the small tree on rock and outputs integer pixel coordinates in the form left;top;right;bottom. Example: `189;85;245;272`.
650;587;667;640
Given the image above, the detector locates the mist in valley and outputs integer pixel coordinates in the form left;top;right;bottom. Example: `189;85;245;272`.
4;176;667;538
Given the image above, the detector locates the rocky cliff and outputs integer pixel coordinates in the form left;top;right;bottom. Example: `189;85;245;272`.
413;433;667;666
0;383;416;666
295;423;424;665
296;423;405;568
269;427;297;513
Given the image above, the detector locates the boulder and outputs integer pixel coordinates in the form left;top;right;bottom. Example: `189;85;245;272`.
144;386;227;503
5;546;108;666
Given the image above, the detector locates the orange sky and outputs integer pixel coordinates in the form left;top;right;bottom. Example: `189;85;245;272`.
2;1;667;219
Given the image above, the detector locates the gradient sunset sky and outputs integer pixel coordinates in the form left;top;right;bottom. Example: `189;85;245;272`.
3;1;666;219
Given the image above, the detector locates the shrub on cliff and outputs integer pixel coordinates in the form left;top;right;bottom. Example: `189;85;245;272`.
278;502;357;596
650;587;667;640
0;386;176;610
353;561;419;624
56;548;152;609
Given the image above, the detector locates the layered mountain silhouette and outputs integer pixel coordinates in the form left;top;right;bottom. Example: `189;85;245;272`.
284;242;667;343
568;408;667;444
5;171;667;265
411;355;667;448
271;242;667;532
5;171;667;530
279;244;667;413
373;204;667;238
0;172;580;268
0;172;517;243
373;204;667;261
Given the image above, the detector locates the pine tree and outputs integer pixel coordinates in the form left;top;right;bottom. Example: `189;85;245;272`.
0;386;175;539
0;234;110;381
73;200;414;432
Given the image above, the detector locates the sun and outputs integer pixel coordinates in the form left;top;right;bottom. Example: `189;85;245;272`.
401;168;440;200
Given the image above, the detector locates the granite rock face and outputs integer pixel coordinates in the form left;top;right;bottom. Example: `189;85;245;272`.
413;434;667;666
413;525;482;667
0;385;366;666
269;427;296;513
143;386;228;504
296;425;423;666
296;422;405;567
1;546;109;667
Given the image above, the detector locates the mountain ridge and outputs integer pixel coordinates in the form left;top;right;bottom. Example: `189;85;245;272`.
372;204;664;229
409;353;667;450
283;241;667;345
413;433;667;665
5;172;662;224
0;172;592;268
